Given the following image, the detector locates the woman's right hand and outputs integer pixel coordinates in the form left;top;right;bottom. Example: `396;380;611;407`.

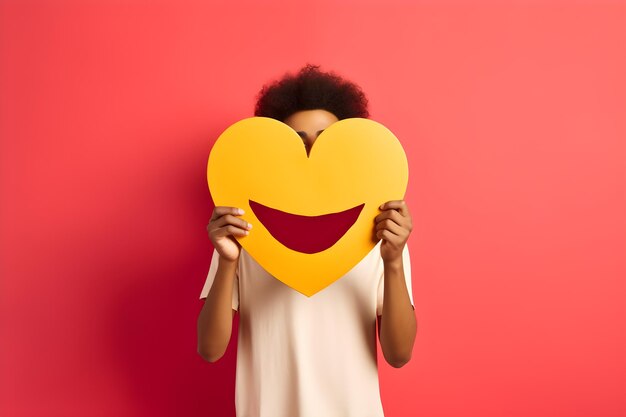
207;206;252;262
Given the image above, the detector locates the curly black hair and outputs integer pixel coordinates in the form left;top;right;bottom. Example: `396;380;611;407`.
254;64;369;121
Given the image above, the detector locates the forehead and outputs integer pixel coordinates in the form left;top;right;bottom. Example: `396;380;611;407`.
283;109;339;132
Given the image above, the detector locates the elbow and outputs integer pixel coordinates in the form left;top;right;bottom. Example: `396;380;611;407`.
389;357;410;368
384;351;413;368
383;349;412;368
197;345;225;363
380;334;415;368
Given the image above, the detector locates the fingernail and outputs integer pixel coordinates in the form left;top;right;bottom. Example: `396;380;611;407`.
237;208;244;215
247;223;253;229
244;230;249;235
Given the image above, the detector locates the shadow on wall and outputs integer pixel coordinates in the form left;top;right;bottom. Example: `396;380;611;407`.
106;262;239;417
103;129;239;417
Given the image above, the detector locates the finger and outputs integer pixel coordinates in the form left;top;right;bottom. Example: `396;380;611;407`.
211;206;244;221
376;229;399;242
375;209;413;233
211;225;249;238
215;214;252;230
379;200;409;217
374;209;403;224
208;216;251;234
376;229;406;247
208;216;229;229
375;218;404;236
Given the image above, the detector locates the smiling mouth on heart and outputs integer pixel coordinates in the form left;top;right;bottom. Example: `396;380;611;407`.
249;200;365;254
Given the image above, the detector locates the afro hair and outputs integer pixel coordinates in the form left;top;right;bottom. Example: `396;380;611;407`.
254;64;369;121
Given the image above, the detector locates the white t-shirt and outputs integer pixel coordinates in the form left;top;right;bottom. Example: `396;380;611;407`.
199;242;414;417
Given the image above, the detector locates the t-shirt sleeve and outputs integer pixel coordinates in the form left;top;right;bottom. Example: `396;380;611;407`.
199;248;240;311
377;244;414;316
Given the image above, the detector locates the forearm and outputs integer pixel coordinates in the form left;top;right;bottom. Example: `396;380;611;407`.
379;259;417;368
197;257;237;362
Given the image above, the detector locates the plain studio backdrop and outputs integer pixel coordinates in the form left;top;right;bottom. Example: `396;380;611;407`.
1;1;624;417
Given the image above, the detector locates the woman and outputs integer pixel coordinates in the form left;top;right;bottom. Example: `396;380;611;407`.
197;64;417;417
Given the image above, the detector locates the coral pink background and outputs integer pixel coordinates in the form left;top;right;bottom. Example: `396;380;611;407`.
1;1;624;417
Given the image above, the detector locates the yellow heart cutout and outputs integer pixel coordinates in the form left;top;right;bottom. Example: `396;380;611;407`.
207;117;408;296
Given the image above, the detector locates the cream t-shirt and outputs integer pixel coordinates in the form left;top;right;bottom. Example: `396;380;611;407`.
199;242;413;417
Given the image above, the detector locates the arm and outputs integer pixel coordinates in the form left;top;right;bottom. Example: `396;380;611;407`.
197;258;238;362
377;257;416;368
375;200;417;368
196;206;251;362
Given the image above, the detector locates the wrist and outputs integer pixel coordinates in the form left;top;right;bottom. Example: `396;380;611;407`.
217;256;238;270
383;256;403;272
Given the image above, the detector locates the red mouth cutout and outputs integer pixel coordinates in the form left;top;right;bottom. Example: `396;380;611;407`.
249;200;365;254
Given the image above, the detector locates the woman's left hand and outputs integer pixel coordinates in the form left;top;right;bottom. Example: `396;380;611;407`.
375;200;413;265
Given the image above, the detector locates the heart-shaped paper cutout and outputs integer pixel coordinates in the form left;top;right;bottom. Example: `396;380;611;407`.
207;117;408;296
